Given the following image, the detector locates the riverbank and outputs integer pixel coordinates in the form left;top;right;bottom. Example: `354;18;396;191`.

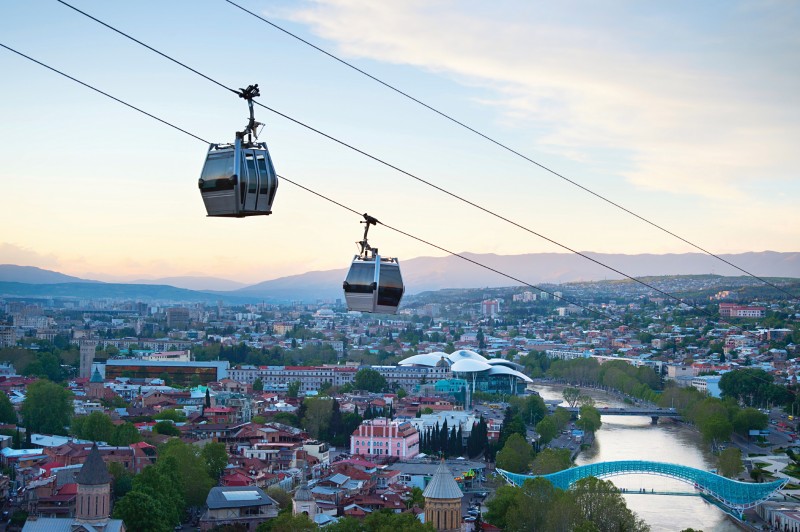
533;381;744;531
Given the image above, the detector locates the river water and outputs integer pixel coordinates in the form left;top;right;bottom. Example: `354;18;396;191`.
534;384;740;532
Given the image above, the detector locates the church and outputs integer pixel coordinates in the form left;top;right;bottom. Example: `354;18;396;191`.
22;442;125;531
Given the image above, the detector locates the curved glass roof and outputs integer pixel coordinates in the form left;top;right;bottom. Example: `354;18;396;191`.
487;365;533;382
450;358;492;373
486;358;524;370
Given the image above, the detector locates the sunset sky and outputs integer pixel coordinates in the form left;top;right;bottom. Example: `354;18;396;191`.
1;1;798;284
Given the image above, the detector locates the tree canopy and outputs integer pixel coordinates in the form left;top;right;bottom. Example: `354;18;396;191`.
21;379;72;435
486;476;649;532
0;392;17;424
496;433;533;473
353;368;388;393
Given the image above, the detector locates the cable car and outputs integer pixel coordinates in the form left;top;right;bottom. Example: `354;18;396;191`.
343;214;405;314
198;84;278;217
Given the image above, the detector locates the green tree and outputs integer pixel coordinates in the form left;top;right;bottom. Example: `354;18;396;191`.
266;486;292;511
71;411;114;442
535;416;558;446
407;486;425;509
158;438;214;507
154;409;186;422
571;476;649;532
253;378;264;392
0;392;17;424
353;368;388;393
21;380;72;435
108;461;134;498
700;413;733;445
287;381;301;398
153;420;180;437
563;387;581;407
272;412;301;427
496;433;533;473
732;407;768;436
201;442;228;480
485;484;518;530
718;447;743;478
302;397;333;440
362;510;435;531
111;422;142;446
256;512;316;531
531;448;572;474
553;407;572;431
577;405;602;434
113;488;171;532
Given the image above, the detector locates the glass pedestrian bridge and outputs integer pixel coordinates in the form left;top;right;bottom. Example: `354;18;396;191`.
497;460;787;515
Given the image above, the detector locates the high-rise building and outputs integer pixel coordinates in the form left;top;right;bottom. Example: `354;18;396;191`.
79;339;98;380
166;307;191;329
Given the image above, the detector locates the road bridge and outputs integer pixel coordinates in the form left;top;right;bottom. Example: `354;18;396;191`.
497;460;786;516
547;405;682;424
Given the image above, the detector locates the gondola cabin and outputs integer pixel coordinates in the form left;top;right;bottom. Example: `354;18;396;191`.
198;138;278;217
343;254;404;314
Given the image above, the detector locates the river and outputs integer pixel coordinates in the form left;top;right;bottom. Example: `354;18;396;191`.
534;383;740;532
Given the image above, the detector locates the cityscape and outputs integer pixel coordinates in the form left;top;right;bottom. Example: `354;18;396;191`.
0;270;799;531
2;1;799;532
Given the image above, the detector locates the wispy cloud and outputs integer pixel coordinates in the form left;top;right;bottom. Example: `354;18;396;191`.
285;0;800;201
0;243;62;268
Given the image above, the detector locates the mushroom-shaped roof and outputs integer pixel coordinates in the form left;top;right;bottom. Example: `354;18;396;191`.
447;350;487;363
450;358;492;373
397;353;445;367
423;461;463;500
487;365;533;382
486;358;524;371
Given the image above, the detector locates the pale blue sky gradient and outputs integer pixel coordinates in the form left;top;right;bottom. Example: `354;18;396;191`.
1;0;797;283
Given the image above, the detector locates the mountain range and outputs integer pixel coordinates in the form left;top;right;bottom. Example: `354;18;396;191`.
1;251;798;302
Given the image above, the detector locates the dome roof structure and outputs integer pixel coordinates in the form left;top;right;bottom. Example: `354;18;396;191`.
397;353;446;367
448;350;486;362
487;365;533;382
450;358;492;373
486;358;524;371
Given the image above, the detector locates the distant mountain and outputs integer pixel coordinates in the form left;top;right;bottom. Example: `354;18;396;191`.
0;264;98;284
235;251;800;300
2;251;797;303
129;276;248;292
0;281;256;303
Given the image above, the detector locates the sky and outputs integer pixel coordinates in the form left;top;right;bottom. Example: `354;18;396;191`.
1;0;798;285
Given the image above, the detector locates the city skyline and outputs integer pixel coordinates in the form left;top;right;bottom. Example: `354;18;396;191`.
1;1;798;284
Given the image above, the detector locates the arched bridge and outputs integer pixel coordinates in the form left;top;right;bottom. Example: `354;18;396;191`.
497;460;786;515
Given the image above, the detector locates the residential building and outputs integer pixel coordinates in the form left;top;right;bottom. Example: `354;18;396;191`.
200;486;279;531
350;418;419;459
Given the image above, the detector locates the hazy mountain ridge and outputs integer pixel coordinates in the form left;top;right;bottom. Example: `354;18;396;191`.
236;251;800;300
1;251;797;302
0;264;99;284
0;281;254;304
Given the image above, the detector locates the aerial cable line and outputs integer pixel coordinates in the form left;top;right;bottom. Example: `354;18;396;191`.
221;0;795;300
0;40;637;331
5;43;782;357
55;1;784;314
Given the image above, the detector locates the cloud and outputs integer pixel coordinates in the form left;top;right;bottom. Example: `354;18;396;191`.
284;0;800;200
0;243;62;268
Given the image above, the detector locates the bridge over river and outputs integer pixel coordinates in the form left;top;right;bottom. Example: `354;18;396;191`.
498;460;787;516
546;404;683;424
